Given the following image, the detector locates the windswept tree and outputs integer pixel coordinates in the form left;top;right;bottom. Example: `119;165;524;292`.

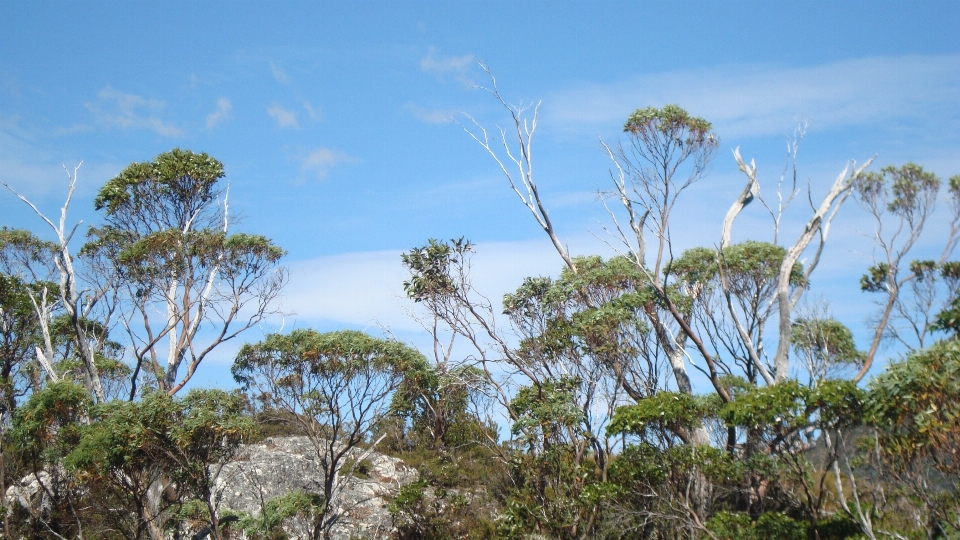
853;165;960;381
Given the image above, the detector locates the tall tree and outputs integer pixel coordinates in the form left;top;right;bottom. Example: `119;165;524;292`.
86;149;287;396
853;165;960;381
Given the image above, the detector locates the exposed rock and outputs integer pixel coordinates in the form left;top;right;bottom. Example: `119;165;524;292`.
5;470;54;513
215;436;416;540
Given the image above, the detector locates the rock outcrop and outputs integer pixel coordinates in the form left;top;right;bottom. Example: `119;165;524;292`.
214;436;416;540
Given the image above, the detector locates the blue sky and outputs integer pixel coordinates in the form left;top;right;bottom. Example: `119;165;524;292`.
2;1;959;389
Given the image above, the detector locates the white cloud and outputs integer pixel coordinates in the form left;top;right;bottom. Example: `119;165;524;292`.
404;103;454;124
267;103;299;128
86;86;182;137
420;48;475;83
547;54;960;139
205;97;233;128
302;100;321;121
299;147;356;180
270;61;291;84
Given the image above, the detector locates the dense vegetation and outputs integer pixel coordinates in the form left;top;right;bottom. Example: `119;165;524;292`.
1;103;959;540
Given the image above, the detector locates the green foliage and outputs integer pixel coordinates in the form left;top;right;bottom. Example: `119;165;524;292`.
721;380;810;430
934;296;960;336
886;163;941;215
867;340;960;460
240;491;324;540
510;377;585;441
0;226;57;271
402;237;473;302
671;241;805;288
624;104;715;145
10;380;90;467
503;255;660;368
707;511;806;540
94;148;225;217
792;318;864;366
53;389;253;538
860;263;890;293
611;442;742;488
808;379;866;428
816;514;866;540
389;478;428;517
498;446;605;540
65;390;178;477
855;163;942;218
171;388;257;483
607;391;711;439
0;272;44;411
720;379;864;434
390;360;490;449
932;262;960;336
668;246;717;285
233;329;424;393
390;477;496;540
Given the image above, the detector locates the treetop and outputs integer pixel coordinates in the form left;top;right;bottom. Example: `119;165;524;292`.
93;148;225;217
624;104;715;143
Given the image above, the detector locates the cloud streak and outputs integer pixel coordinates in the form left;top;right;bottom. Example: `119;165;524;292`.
404;103;454;124
267;103;299;128
299;147;356;180
205;97;233;128
420;48;476;84
302;100;321;121
86;86;182;137
270;61;291;84
548;54;960;139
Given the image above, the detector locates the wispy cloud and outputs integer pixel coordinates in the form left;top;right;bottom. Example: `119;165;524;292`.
267;103;299;128
302;100;321;121
54;123;94;135
205;97;233;128
548;54;960;139
404;103;454;124
420;48;475;84
86;86;182;137
270;61;291;84
299;147;356;180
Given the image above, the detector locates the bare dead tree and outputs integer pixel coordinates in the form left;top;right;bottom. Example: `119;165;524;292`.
459;62;577;274
2;164;108;402
727;148;875;382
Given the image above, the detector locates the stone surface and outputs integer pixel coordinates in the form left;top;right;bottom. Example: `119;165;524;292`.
215;436;417;540
5;470;54;512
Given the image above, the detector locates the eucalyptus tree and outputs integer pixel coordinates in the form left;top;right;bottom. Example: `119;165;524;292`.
233;329;423;540
2;150;286;539
63;388;253;540
852;165;960;381
866;339;960;537
452;70;894;537
0;264;44;415
85;148;287;396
